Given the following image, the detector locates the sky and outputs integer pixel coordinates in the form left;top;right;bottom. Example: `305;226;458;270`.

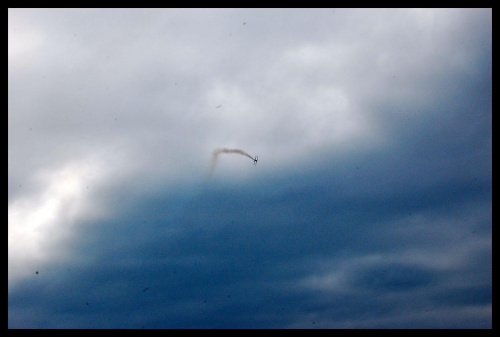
8;8;492;329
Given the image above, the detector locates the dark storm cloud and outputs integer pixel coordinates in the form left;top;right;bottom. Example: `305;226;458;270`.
9;151;491;328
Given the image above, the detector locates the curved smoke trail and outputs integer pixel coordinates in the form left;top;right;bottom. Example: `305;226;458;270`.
209;148;255;177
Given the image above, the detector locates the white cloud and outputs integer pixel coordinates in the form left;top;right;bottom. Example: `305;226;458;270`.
8;157;112;287
8;10;47;70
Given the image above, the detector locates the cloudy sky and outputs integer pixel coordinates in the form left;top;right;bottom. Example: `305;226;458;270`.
8;8;491;329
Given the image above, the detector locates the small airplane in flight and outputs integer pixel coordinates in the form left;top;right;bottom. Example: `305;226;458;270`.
253;156;258;165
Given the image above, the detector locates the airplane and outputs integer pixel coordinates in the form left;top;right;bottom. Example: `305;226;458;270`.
253;156;258;165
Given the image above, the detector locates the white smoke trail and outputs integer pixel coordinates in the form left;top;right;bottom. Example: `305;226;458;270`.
209;148;255;177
